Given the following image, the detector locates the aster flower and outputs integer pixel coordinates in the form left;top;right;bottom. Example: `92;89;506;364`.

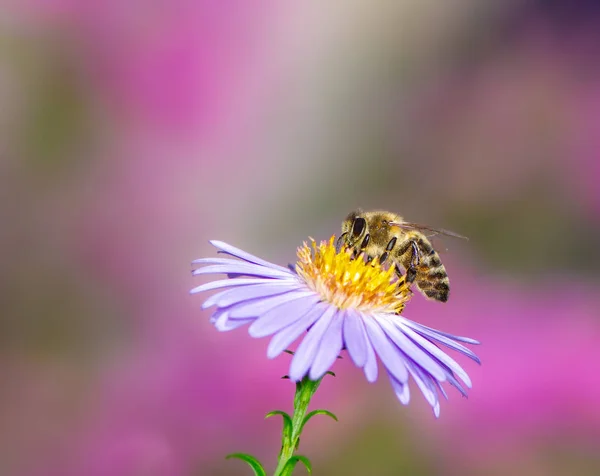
191;237;480;418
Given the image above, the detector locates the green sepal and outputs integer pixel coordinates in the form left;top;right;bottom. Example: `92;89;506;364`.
300;409;338;434
225;453;266;476
279;455;312;475
265;410;293;444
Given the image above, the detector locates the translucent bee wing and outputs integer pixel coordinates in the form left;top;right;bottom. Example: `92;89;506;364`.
389;221;468;240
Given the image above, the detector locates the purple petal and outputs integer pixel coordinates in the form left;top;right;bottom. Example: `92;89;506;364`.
403;320;480;345
248;295;321;338
193;263;293;279
209;240;292;273
267;303;330;359
377;316;447;381
203;282;300;309
343;309;368;368
191;277;288;294
215;315;255;332
309;312;344;380
289;306;336;381
228;290;315;319
209;308;227;324
363;332;378;383
444;369;468;398
363;318;408;384
192;257;253;266
202;288;231;309
400;325;472;388
400;319;481;364
201;284;283;310
388;371;410;405
213;311;230;330
435;379;449;400
405;360;438;409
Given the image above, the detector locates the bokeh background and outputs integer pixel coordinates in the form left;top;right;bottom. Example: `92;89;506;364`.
2;1;600;475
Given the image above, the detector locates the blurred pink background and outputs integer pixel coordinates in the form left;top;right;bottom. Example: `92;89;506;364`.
2;1;600;475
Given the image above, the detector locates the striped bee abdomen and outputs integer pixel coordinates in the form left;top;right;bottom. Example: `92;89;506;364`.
396;233;450;303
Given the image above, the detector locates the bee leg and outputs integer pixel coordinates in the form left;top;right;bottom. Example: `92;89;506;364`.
394;264;405;282
351;234;370;261
349;233;370;260
405;241;420;283
359;233;370;250
336;233;348;252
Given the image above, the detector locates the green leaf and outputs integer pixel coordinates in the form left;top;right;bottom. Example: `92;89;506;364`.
280;455;312;475
265;410;293;444
300;409;338;434
225;453;266;476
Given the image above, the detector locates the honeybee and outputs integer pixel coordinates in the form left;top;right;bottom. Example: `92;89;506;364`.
339;209;467;303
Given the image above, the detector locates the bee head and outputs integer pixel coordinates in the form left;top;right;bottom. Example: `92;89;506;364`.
341;209;366;245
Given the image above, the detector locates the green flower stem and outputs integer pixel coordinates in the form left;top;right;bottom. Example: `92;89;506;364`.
228;371;337;475
272;376;322;476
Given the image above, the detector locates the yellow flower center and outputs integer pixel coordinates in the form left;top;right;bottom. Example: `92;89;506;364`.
295;236;412;315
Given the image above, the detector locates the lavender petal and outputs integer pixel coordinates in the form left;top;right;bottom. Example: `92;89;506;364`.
191;277;288;294
248;295;321;338
363;330;379;383
444;369;468;397
201;284;288;310
402;319;480;345
266;303;330;359
377;316;447;381
192;257;254;266
363;318;408;384
400;325;472;388
436;379;449;400
406;360;438;409
213;311;230;330
388;371;410;405
228;290;315;319
309;311;344;380
215;316;255;332
205;282;300;309
193;263;293;280
342;309;368;367
289;306;336;381
209;240;292;273
209;308;227;324
400;319;481;364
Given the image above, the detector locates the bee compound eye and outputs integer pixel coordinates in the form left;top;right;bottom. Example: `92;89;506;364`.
352;217;366;238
